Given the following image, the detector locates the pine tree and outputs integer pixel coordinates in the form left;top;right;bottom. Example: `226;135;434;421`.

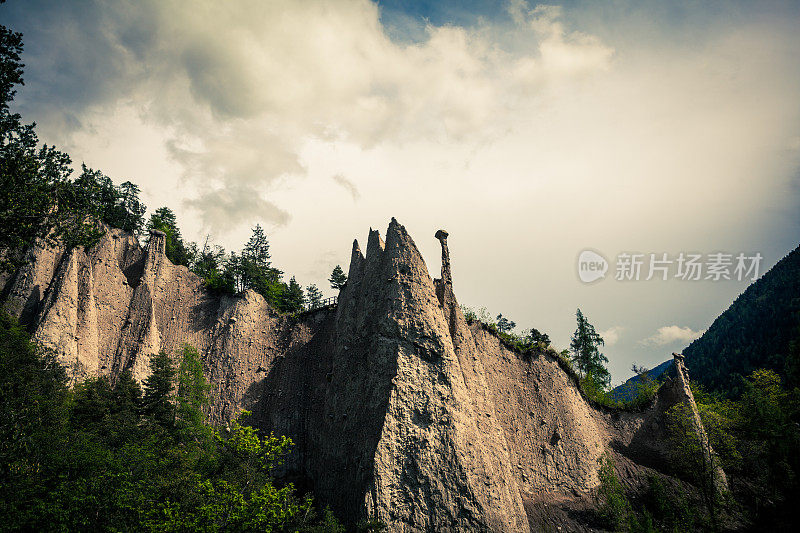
141;352;176;427
496;314;516;333
569;308;609;387
111;369;142;443
114;181;146;235
239;225;284;307
280;276;305;313
305;284;323;309
523;327;550;346
176;345;209;432
242;224;271;269
188;238;234;293
329;265;347;290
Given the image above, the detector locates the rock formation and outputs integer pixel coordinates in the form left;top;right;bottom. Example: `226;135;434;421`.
671;352;729;495
1;219;724;531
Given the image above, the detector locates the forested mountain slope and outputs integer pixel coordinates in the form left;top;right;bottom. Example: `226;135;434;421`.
683;245;800;396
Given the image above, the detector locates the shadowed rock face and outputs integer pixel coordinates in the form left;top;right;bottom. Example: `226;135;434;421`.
1;220;720;531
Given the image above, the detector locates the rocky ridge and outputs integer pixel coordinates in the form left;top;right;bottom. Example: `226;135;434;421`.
1;218;719;531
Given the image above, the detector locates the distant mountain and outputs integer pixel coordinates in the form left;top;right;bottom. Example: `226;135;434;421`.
610;359;673;402
613;244;800;399
683;244;800;395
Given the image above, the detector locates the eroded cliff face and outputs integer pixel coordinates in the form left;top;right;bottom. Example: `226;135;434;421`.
1;219;717;531
2;227;296;424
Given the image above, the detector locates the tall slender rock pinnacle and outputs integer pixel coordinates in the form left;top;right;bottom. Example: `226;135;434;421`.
144;229;167;278
671;352;729;495
435;229;451;286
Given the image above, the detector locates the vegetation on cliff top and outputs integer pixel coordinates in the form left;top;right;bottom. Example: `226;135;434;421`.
462;305;658;411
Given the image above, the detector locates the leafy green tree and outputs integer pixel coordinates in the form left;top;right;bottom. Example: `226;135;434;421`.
188;238;221;278
70;165;147;236
110;369;143;441
71;372;142;447
666;398;731;529
570;308;609;387
735;369;800;526
329;264;347;290
147;206;190;266
224;251;243;290
595;455;634;530
622;364;661;409
305;284;323;309
0;24;24;109
114;181;147;234
784;326;800;389
147;412;315;532
188;238;236;294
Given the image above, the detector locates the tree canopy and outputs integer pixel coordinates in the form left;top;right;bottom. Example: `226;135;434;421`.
1;26;146;271
495;313;516;333
305;283;323;309
0;313;342;531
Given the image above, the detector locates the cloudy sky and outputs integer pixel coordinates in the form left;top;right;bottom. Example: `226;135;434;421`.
3;0;800;383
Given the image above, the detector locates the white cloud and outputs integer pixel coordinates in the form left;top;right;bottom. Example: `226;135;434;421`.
7;0;800;382
332;174;361;201
12;0;615;231
599;326;623;346
640;326;705;346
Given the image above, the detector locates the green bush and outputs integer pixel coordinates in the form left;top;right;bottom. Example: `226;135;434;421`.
596;455;633;531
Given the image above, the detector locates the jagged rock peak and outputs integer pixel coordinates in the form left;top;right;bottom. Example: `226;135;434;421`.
365;227;385;261
344;219;430;294
382;218;431;280
348;239;365;286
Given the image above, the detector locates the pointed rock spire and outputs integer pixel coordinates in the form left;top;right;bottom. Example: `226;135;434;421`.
348;239;365;286
671;352;728;494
